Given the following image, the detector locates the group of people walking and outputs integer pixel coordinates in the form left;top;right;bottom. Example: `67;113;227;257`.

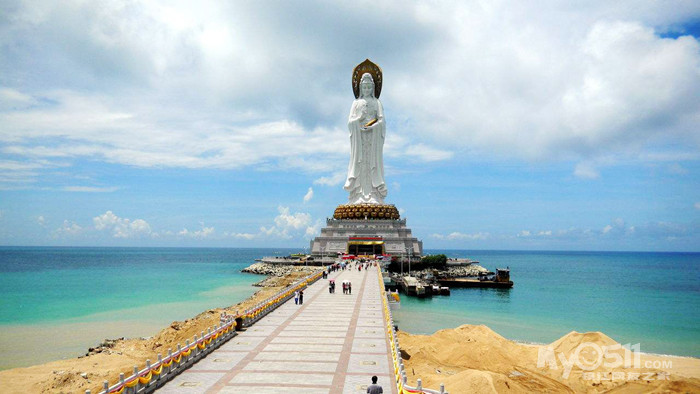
296;261;385;393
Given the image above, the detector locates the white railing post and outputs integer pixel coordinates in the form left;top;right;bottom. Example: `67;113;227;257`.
133;365;139;392
145;359;151;387
156;354;162;382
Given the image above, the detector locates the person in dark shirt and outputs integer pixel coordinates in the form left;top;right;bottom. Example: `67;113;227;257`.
367;375;383;393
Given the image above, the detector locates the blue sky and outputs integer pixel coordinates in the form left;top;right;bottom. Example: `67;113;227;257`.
1;1;699;251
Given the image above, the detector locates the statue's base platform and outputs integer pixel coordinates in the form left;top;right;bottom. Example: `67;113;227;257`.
333;203;400;220
309;218;422;259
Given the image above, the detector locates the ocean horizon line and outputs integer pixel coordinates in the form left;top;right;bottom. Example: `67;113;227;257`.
1;245;699;254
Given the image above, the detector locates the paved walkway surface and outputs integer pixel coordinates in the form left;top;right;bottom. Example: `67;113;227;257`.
158;266;397;394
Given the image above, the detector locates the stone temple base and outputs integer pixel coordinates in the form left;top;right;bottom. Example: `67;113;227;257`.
309;218;423;259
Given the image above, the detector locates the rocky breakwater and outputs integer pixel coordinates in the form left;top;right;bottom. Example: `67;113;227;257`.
242;262;321;287
409;263;488;279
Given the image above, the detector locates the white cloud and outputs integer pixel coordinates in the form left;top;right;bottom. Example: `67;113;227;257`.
274;206;311;230
404;144;454;162
432;232;490;240
303;187;314;203
304;220;322;239
93;211;152;238
437;218;697;247
230;232;255;240
601;218;631;236
2;1;696;190
258;206;317;240
695;202;700;210
574;162;600;179
53;220;82;237
0;88;36;109
178;226;215;238
37;215;46;227
63;186;119;192
314;172;346;187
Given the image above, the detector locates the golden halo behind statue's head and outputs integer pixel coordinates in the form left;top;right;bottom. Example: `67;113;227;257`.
352;59;382;99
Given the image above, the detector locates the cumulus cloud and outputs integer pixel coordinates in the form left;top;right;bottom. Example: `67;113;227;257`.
227;232;256;240
303;187;314;203
273;206;311;230
601;218;633;236
178;226;215;238
93;210;152;238
431;231;490;240
314;172;346;187
2;1;697;188
259;206;317;239
53;220;82;237
395;16;700;165
37;215;46;227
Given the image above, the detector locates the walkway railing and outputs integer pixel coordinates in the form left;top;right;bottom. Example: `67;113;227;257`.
377;265;448;394
88;270;323;394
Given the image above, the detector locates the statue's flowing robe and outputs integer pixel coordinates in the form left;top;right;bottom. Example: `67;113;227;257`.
344;97;387;204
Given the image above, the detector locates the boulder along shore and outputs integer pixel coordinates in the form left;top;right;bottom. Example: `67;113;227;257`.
0;263;320;394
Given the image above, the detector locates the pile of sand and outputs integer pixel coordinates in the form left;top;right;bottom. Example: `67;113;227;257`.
398;324;700;393
0;270;314;394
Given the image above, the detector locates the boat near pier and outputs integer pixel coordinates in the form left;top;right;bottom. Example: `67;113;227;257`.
438;268;514;289
401;276;428;297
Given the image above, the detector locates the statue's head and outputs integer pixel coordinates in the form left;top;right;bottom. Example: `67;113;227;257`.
360;73;375;98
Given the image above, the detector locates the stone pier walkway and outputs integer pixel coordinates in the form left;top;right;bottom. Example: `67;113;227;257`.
158;266;397;394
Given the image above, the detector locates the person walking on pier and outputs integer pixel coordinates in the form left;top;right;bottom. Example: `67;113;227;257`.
299;289;304;305
294;290;299;305
367;376;383;394
348;282;352;295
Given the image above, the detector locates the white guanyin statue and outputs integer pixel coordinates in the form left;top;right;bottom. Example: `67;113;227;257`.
344;69;387;204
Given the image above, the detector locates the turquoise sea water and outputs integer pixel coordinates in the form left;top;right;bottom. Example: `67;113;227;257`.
393;250;700;358
0;247;698;370
0;247;296;369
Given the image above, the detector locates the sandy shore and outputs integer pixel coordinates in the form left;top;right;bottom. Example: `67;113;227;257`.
0;267;318;394
398;325;700;393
